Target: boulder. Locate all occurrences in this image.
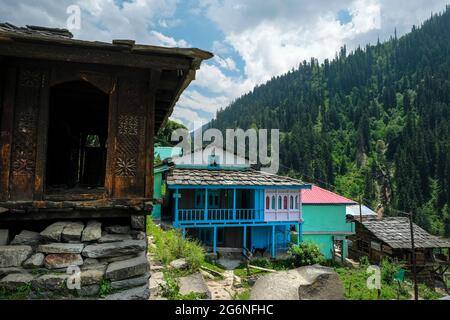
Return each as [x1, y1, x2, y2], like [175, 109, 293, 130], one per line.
[0, 229, 9, 245]
[169, 258, 188, 270]
[61, 221, 85, 242]
[44, 254, 83, 269]
[98, 234, 133, 243]
[297, 265, 344, 300]
[40, 222, 67, 242]
[23, 253, 45, 268]
[0, 272, 35, 290]
[250, 265, 344, 300]
[82, 240, 146, 258]
[103, 284, 150, 300]
[178, 272, 211, 299]
[10, 230, 43, 245]
[38, 243, 84, 254]
[81, 220, 102, 242]
[105, 253, 149, 281]
[130, 216, 146, 230]
[110, 273, 150, 290]
[31, 274, 69, 291]
[0, 245, 33, 267]
[104, 225, 131, 234]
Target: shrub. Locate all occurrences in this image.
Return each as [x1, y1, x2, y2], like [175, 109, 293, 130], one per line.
[380, 258, 403, 285]
[147, 218, 205, 272]
[289, 241, 324, 267]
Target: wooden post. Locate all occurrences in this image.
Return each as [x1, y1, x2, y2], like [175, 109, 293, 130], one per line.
[213, 226, 217, 255]
[409, 212, 419, 300]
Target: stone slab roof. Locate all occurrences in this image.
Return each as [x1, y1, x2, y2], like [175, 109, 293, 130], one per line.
[167, 168, 308, 187]
[361, 217, 450, 249]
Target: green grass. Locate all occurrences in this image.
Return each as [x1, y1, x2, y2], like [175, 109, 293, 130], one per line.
[201, 260, 225, 274]
[234, 289, 251, 300]
[147, 217, 205, 273]
[0, 283, 32, 300]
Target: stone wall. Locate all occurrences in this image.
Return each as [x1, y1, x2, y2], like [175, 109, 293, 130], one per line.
[0, 217, 150, 300]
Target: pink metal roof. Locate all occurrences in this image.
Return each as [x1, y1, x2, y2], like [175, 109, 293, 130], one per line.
[302, 185, 356, 205]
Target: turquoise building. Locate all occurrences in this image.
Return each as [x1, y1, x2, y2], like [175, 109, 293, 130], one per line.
[300, 185, 356, 259]
[153, 147, 182, 220]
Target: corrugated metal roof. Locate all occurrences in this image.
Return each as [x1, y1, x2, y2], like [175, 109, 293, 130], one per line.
[302, 185, 356, 205]
[346, 204, 378, 217]
[167, 168, 309, 187]
[360, 217, 450, 249]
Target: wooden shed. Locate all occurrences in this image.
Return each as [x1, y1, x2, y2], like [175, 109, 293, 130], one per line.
[0, 23, 212, 220]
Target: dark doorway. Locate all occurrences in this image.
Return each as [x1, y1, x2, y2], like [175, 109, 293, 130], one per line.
[46, 81, 109, 193]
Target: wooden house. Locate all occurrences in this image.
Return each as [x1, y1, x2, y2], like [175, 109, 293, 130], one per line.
[0, 23, 212, 222]
[348, 217, 450, 284]
[154, 147, 311, 258]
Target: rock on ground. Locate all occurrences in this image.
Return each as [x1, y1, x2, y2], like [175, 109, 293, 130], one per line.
[82, 240, 146, 258]
[0, 267, 28, 277]
[81, 266, 105, 286]
[0, 245, 33, 267]
[61, 222, 85, 243]
[169, 258, 188, 270]
[105, 253, 149, 281]
[149, 271, 165, 298]
[178, 272, 211, 299]
[103, 284, 150, 300]
[77, 284, 99, 297]
[40, 222, 67, 242]
[0, 229, 9, 245]
[0, 272, 34, 290]
[38, 243, 85, 254]
[110, 273, 150, 290]
[250, 265, 344, 300]
[81, 220, 102, 242]
[23, 253, 45, 268]
[10, 230, 43, 245]
[44, 254, 84, 269]
[98, 234, 133, 243]
[104, 225, 130, 234]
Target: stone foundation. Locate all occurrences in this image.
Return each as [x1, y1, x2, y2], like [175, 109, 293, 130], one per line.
[0, 217, 149, 300]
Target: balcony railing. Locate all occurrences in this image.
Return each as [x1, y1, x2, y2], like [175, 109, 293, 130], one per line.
[176, 208, 263, 223]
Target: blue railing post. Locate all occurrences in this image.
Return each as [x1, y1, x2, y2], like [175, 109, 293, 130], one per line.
[213, 226, 217, 255]
[204, 188, 208, 221]
[299, 223, 303, 243]
[174, 188, 180, 224]
[271, 225, 275, 258]
[243, 226, 247, 255]
[233, 188, 237, 220]
[297, 223, 300, 246]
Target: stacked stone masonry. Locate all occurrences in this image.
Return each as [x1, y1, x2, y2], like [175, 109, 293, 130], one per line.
[0, 217, 149, 300]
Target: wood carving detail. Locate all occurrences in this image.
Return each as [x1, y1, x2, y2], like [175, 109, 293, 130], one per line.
[19, 69, 41, 87]
[11, 111, 36, 175]
[115, 157, 137, 177]
[118, 115, 139, 136]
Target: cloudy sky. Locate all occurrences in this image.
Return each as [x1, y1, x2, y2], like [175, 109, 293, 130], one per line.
[1, 0, 448, 128]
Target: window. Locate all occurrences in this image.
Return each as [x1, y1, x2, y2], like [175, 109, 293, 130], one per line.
[283, 196, 288, 209]
[278, 196, 282, 209]
[295, 196, 299, 209]
[290, 196, 294, 209]
[266, 196, 270, 210]
[271, 196, 276, 209]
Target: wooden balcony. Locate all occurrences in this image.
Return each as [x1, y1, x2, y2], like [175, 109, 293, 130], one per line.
[176, 208, 263, 224]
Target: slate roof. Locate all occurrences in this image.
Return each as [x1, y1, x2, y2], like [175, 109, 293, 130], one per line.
[0, 23, 73, 38]
[361, 217, 450, 249]
[302, 185, 356, 204]
[166, 168, 308, 187]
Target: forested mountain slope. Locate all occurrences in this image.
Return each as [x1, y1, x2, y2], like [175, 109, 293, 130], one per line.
[209, 7, 450, 236]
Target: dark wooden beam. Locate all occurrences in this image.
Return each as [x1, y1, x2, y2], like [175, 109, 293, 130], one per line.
[0, 39, 192, 71]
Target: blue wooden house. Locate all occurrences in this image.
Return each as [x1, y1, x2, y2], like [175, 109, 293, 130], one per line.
[155, 148, 311, 257]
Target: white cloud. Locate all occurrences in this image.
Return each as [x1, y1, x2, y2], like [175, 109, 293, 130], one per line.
[214, 56, 238, 72]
